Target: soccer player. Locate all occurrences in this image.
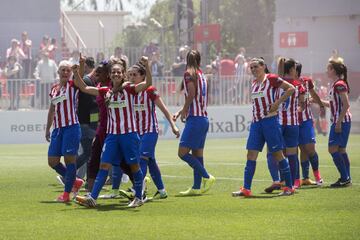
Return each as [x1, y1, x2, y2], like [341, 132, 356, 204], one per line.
[128, 62, 180, 200]
[296, 62, 324, 186]
[73, 56, 152, 208]
[45, 60, 84, 202]
[173, 50, 215, 196]
[321, 59, 352, 187]
[232, 57, 295, 197]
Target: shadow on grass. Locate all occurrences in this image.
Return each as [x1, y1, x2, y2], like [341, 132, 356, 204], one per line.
[39, 200, 71, 206]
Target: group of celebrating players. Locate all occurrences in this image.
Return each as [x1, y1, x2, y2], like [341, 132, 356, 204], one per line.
[45, 49, 352, 208]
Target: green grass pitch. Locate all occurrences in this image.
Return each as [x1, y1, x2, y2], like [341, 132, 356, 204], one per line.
[0, 135, 359, 240]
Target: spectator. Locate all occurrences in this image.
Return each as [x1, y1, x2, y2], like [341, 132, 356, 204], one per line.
[39, 35, 50, 52]
[234, 47, 246, 62]
[271, 55, 281, 73]
[4, 56, 22, 110]
[143, 40, 159, 58]
[33, 52, 58, 109]
[220, 53, 235, 76]
[111, 47, 129, 66]
[95, 52, 105, 65]
[150, 51, 164, 77]
[171, 46, 189, 77]
[47, 38, 57, 61]
[6, 39, 25, 62]
[235, 54, 250, 104]
[20, 31, 32, 79]
[329, 49, 344, 63]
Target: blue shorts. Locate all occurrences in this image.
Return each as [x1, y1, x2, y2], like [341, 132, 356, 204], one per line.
[299, 119, 316, 145]
[48, 124, 81, 157]
[246, 116, 283, 153]
[180, 116, 209, 150]
[101, 132, 140, 165]
[140, 132, 158, 159]
[281, 125, 299, 148]
[328, 122, 351, 148]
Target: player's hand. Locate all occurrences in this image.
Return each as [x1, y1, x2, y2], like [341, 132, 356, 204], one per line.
[268, 102, 279, 114]
[172, 111, 180, 122]
[335, 121, 342, 133]
[79, 53, 85, 65]
[172, 125, 180, 138]
[180, 109, 188, 123]
[45, 131, 51, 142]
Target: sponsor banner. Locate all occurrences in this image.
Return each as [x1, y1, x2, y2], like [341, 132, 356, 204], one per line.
[0, 106, 253, 144]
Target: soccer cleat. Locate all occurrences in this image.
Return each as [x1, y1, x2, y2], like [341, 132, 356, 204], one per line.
[278, 187, 295, 196]
[56, 175, 65, 186]
[179, 188, 202, 196]
[264, 183, 282, 193]
[128, 197, 143, 208]
[316, 178, 324, 186]
[294, 179, 301, 189]
[153, 190, 168, 200]
[301, 178, 317, 186]
[75, 195, 97, 207]
[330, 178, 352, 188]
[71, 178, 85, 198]
[56, 192, 70, 203]
[119, 188, 135, 200]
[232, 187, 252, 197]
[202, 175, 216, 193]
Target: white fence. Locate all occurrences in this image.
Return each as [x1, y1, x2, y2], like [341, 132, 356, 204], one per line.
[0, 74, 252, 110]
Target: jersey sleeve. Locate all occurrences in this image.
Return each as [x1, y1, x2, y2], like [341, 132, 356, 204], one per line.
[124, 83, 137, 95]
[297, 81, 306, 94]
[98, 87, 110, 98]
[334, 81, 348, 93]
[146, 86, 160, 101]
[267, 74, 283, 88]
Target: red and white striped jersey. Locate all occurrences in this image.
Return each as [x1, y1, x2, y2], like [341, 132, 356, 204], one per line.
[277, 78, 305, 126]
[133, 86, 159, 135]
[49, 80, 79, 129]
[329, 80, 351, 123]
[298, 76, 314, 123]
[251, 74, 283, 122]
[183, 69, 208, 117]
[99, 83, 137, 134]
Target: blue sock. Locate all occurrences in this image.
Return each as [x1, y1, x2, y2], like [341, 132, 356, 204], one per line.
[52, 163, 66, 177]
[331, 152, 348, 181]
[287, 154, 298, 185]
[267, 153, 280, 182]
[243, 160, 256, 190]
[309, 152, 319, 171]
[192, 157, 203, 189]
[140, 158, 148, 178]
[295, 157, 300, 180]
[64, 163, 76, 193]
[132, 169, 143, 199]
[91, 169, 108, 199]
[341, 153, 351, 179]
[148, 158, 165, 190]
[278, 159, 293, 188]
[111, 165, 122, 190]
[180, 153, 209, 178]
[301, 160, 310, 179]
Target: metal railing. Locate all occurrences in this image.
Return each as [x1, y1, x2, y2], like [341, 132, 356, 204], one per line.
[0, 74, 252, 110]
[60, 10, 87, 49]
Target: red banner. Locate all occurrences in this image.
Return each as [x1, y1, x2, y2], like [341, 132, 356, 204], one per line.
[280, 32, 308, 48]
[194, 24, 221, 42]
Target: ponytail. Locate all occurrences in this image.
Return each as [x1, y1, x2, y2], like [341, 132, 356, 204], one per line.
[329, 59, 350, 93]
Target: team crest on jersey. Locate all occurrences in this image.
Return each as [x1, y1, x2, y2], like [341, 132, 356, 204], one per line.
[51, 95, 67, 104]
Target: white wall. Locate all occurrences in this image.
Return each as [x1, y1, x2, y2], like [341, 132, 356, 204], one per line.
[65, 11, 131, 50]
